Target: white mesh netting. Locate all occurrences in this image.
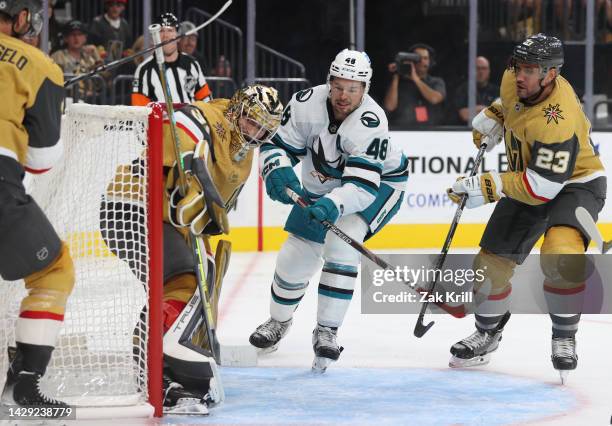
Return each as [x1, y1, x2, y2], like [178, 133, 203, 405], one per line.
[0, 104, 154, 408]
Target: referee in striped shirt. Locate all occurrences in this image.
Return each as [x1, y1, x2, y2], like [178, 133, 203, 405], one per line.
[131, 13, 211, 106]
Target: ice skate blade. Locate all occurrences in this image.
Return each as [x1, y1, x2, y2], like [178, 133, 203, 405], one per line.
[449, 353, 491, 368]
[311, 356, 334, 374]
[255, 343, 279, 355]
[163, 398, 209, 415]
[558, 370, 569, 385]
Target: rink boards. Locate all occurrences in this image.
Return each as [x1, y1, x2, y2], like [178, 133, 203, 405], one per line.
[220, 131, 612, 251]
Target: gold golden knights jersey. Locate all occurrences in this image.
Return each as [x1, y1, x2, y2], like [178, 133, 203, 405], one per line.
[0, 32, 64, 173]
[488, 69, 604, 205]
[162, 99, 253, 234]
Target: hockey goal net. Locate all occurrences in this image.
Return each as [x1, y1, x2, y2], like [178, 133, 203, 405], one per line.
[0, 103, 164, 418]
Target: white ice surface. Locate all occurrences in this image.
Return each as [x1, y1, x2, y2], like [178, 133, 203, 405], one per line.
[83, 248, 609, 426]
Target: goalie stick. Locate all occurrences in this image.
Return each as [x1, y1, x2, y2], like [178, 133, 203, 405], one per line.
[149, 25, 255, 368]
[575, 206, 612, 254]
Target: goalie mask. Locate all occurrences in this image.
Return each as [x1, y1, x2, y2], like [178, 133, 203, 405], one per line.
[327, 49, 372, 102]
[0, 0, 43, 37]
[227, 85, 283, 161]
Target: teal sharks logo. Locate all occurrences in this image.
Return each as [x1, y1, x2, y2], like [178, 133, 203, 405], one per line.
[309, 136, 345, 184]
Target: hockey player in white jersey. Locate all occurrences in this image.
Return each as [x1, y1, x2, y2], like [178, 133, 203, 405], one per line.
[250, 49, 409, 371]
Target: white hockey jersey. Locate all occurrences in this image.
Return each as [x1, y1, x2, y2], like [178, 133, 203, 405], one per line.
[260, 84, 408, 216]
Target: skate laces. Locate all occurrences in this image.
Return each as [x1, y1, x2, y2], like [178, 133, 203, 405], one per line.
[257, 318, 287, 340]
[461, 330, 490, 350]
[552, 337, 576, 358]
[315, 326, 338, 349]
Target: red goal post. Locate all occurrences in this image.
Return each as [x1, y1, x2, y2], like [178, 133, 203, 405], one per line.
[0, 103, 165, 418]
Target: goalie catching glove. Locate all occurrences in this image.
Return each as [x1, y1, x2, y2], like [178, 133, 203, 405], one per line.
[472, 105, 504, 152]
[448, 171, 504, 209]
[169, 140, 227, 235]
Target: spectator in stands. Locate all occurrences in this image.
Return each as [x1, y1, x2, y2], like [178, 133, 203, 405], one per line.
[454, 56, 500, 124]
[89, 0, 132, 62]
[502, 0, 542, 40]
[47, 0, 63, 52]
[210, 55, 234, 98]
[51, 20, 105, 98]
[212, 55, 232, 78]
[383, 43, 446, 128]
[132, 13, 211, 106]
[178, 21, 206, 71]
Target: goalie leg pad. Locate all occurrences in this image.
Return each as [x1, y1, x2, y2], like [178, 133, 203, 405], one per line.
[163, 291, 224, 403]
[211, 240, 232, 325]
[0, 157, 63, 281]
[163, 223, 196, 282]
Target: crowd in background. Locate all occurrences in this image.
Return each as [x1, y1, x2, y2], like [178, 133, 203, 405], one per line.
[28, 0, 612, 129]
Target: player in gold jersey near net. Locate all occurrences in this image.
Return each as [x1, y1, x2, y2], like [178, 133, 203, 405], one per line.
[102, 85, 283, 413]
[446, 33, 605, 383]
[0, 0, 76, 408]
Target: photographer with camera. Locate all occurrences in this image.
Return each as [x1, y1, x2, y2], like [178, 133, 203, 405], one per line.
[383, 44, 446, 128]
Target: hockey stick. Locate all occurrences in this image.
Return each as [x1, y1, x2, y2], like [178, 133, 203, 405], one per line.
[413, 143, 488, 338]
[284, 187, 481, 319]
[576, 206, 612, 254]
[284, 187, 398, 271]
[65, 0, 232, 87]
[149, 25, 255, 368]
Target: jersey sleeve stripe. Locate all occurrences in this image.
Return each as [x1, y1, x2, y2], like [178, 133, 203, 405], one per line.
[346, 157, 383, 173]
[271, 134, 307, 156]
[343, 166, 381, 188]
[522, 168, 563, 202]
[25, 142, 63, 174]
[385, 154, 409, 176]
[341, 176, 379, 195]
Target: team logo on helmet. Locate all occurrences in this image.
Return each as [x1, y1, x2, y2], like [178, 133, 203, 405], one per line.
[360, 111, 380, 128]
[542, 103, 564, 125]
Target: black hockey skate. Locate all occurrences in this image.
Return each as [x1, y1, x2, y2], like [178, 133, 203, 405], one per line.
[311, 325, 344, 373]
[163, 376, 208, 415]
[449, 312, 510, 368]
[9, 371, 69, 408]
[249, 318, 292, 353]
[551, 337, 577, 385]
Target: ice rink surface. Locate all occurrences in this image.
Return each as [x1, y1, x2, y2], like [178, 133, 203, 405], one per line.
[162, 249, 612, 426]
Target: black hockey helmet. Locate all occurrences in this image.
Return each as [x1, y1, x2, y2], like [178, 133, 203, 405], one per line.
[511, 33, 564, 74]
[157, 12, 179, 30]
[0, 0, 43, 36]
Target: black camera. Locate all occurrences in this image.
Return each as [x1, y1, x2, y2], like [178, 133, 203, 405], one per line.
[395, 51, 421, 75]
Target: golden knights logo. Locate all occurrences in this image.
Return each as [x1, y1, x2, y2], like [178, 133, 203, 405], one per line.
[213, 121, 227, 140]
[542, 103, 564, 124]
[506, 132, 524, 172]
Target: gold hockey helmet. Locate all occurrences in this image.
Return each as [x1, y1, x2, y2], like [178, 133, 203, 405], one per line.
[227, 85, 283, 160]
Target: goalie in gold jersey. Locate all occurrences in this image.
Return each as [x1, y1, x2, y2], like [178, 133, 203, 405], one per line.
[102, 85, 283, 413]
[446, 34, 605, 383]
